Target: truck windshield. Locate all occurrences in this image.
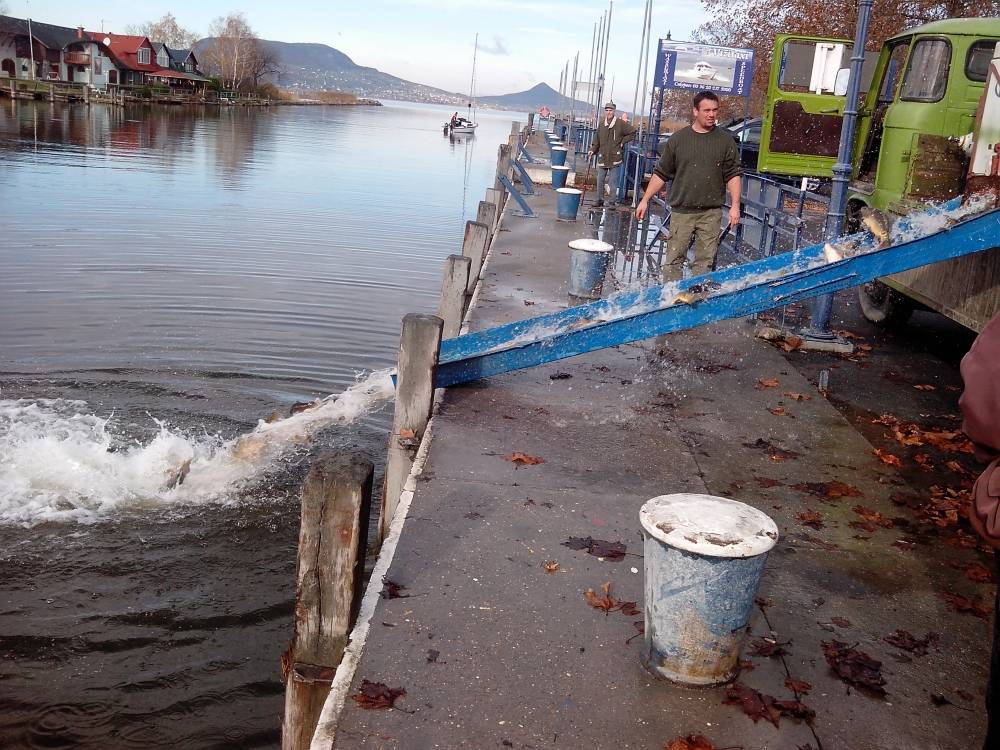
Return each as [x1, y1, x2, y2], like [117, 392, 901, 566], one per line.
[900, 38, 950, 102]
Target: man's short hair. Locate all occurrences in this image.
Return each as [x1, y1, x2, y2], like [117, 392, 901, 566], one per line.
[693, 91, 719, 109]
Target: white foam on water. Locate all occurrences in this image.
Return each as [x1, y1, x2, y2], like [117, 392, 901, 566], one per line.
[0, 369, 395, 527]
[891, 193, 993, 244]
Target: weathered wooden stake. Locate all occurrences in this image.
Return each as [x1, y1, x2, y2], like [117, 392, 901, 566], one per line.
[437, 254, 471, 339]
[282, 454, 373, 750]
[380, 314, 443, 543]
[485, 187, 502, 210]
[462, 220, 491, 295]
[476, 201, 498, 235]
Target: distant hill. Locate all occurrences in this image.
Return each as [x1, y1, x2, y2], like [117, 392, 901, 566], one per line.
[193, 38, 581, 111]
[194, 38, 468, 105]
[476, 83, 592, 112]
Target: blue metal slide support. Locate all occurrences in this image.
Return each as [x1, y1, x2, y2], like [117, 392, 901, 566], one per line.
[518, 143, 537, 164]
[510, 159, 536, 196]
[496, 174, 535, 218]
[435, 207, 1000, 387]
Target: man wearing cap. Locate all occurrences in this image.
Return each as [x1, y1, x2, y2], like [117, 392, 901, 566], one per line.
[636, 90, 741, 280]
[589, 102, 637, 208]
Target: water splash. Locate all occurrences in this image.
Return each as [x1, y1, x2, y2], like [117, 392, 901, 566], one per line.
[0, 369, 395, 527]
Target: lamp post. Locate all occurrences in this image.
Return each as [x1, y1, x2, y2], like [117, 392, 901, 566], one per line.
[26, 2, 36, 81]
[806, 0, 873, 341]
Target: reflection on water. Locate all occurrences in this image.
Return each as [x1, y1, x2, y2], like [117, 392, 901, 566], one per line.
[0, 99, 524, 748]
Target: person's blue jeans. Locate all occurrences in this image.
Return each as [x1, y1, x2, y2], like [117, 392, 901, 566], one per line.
[595, 163, 622, 205]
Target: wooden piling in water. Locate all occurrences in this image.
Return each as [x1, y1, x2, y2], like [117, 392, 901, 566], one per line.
[476, 201, 497, 234]
[380, 314, 442, 544]
[282, 454, 373, 750]
[438, 254, 471, 339]
[462, 221, 491, 296]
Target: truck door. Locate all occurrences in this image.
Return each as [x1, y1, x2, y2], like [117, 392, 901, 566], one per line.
[757, 35, 877, 178]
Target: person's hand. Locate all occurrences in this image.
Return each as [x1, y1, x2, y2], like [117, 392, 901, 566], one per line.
[621, 112, 629, 123]
[728, 204, 740, 228]
[636, 199, 649, 221]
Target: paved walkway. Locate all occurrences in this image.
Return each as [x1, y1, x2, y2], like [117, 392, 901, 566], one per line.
[332, 131, 991, 749]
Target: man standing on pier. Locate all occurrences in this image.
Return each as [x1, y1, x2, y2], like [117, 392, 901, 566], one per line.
[590, 102, 637, 208]
[635, 91, 741, 280]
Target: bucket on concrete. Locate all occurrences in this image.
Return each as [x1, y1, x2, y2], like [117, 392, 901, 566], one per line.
[567, 239, 613, 299]
[639, 493, 778, 686]
[555, 188, 583, 221]
[551, 147, 568, 167]
[551, 165, 570, 190]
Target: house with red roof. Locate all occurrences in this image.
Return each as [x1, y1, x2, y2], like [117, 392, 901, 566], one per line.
[86, 32, 158, 86]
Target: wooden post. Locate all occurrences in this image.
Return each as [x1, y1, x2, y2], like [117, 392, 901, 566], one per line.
[476, 201, 497, 235]
[527, 112, 535, 133]
[485, 187, 501, 210]
[494, 143, 511, 193]
[282, 454, 373, 750]
[461, 221, 491, 295]
[438, 254, 471, 339]
[380, 314, 443, 543]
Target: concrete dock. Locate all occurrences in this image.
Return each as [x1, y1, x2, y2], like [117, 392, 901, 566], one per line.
[331, 131, 992, 749]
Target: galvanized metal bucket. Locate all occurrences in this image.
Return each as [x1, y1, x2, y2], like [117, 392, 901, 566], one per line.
[551, 165, 570, 190]
[639, 493, 778, 685]
[550, 146, 568, 167]
[567, 239, 613, 299]
[555, 188, 582, 221]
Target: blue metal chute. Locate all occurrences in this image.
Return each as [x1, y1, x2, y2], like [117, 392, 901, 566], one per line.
[435, 206, 1000, 388]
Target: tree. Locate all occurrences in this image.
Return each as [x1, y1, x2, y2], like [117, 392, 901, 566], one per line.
[694, 0, 1000, 113]
[200, 13, 280, 91]
[125, 12, 197, 49]
[248, 40, 281, 87]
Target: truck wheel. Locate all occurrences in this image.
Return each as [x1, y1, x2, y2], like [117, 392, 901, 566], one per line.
[858, 280, 914, 327]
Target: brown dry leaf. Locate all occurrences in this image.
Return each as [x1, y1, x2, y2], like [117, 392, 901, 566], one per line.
[784, 391, 812, 401]
[773, 699, 816, 721]
[939, 592, 991, 619]
[946, 460, 972, 477]
[785, 677, 813, 695]
[781, 335, 803, 352]
[884, 629, 939, 656]
[914, 454, 934, 471]
[873, 449, 902, 467]
[963, 562, 996, 583]
[563, 536, 626, 561]
[768, 406, 788, 416]
[664, 736, 716, 750]
[795, 510, 825, 530]
[350, 679, 406, 710]
[834, 329, 864, 340]
[852, 505, 893, 528]
[381, 578, 409, 599]
[723, 682, 781, 727]
[748, 637, 789, 658]
[584, 582, 618, 614]
[757, 378, 780, 388]
[793, 480, 863, 501]
[398, 428, 416, 439]
[754, 476, 784, 488]
[626, 620, 645, 645]
[831, 616, 852, 628]
[913, 383, 937, 391]
[543, 560, 560, 574]
[506, 452, 544, 466]
[821, 640, 887, 694]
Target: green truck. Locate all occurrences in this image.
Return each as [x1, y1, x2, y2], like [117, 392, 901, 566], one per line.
[756, 18, 1000, 331]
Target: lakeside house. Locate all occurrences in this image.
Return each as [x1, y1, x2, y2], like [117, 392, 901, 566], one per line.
[0, 14, 208, 94]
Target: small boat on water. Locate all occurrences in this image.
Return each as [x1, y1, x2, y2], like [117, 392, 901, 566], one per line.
[443, 34, 479, 135]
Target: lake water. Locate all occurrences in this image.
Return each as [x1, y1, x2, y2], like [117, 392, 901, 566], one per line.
[0, 99, 523, 748]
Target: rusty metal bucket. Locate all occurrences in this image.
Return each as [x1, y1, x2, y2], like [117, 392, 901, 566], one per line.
[639, 493, 778, 685]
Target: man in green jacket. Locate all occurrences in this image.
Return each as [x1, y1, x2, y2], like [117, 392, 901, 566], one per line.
[635, 90, 741, 280]
[589, 101, 637, 208]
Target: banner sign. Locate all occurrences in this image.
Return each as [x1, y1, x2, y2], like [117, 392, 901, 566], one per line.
[654, 41, 755, 97]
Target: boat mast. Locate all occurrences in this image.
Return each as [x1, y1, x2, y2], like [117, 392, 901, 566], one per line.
[468, 33, 478, 122]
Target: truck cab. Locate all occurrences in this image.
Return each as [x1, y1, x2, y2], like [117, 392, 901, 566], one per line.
[758, 19, 1000, 330]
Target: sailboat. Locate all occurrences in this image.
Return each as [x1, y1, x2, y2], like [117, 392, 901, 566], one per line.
[447, 34, 479, 135]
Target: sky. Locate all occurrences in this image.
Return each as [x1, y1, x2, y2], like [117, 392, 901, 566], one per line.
[22, 0, 710, 111]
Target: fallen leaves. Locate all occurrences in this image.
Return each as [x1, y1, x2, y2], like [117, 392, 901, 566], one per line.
[884, 629, 939, 656]
[784, 391, 812, 401]
[821, 640, 886, 694]
[793, 481, 863, 501]
[664, 736, 716, 750]
[785, 677, 812, 695]
[795, 511, 825, 529]
[381, 578, 409, 599]
[563, 536, 626, 561]
[873, 448, 902, 467]
[723, 682, 815, 727]
[747, 637, 789, 658]
[583, 581, 641, 617]
[767, 406, 788, 416]
[951, 561, 996, 583]
[914, 383, 937, 391]
[743, 438, 800, 462]
[543, 560, 560, 574]
[505, 452, 545, 466]
[757, 378, 780, 388]
[939, 592, 991, 619]
[851, 505, 894, 531]
[350, 680, 406, 710]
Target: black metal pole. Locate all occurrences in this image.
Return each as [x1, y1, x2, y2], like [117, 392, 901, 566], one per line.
[807, 0, 873, 338]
